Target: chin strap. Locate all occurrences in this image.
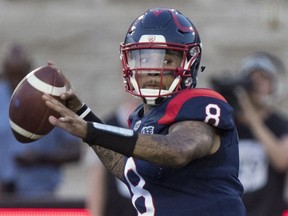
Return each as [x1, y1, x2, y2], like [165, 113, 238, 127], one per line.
[142, 96, 164, 105]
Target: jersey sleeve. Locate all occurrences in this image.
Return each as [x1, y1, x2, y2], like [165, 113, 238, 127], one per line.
[158, 88, 235, 130]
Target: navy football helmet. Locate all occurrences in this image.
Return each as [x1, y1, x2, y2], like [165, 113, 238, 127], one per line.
[120, 8, 204, 105]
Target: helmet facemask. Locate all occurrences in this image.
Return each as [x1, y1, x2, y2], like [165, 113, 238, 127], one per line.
[121, 42, 201, 105]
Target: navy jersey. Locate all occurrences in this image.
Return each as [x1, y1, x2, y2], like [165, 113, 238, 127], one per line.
[123, 88, 245, 216]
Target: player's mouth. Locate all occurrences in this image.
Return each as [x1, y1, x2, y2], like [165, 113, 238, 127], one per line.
[143, 81, 161, 89]
[144, 85, 160, 89]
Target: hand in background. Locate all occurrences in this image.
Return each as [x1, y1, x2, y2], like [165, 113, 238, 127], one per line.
[14, 150, 41, 167]
[235, 86, 263, 126]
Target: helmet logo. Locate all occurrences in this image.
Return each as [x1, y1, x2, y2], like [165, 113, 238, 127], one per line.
[139, 35, 166, 43]
[148, 35, 156, 42]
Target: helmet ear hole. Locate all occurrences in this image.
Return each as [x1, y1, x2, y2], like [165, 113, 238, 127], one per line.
[183, 77, 193, 88]
[189, 58, 200, 88]
[189, 47, 199, 59]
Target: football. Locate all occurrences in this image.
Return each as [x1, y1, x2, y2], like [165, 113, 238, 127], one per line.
[9, 63, 67, 143]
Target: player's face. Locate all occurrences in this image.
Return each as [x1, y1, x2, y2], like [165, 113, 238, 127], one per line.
[128, 49, 183, 90]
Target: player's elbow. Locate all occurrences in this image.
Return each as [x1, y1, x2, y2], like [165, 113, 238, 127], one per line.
[173, 157, 191, 168]
[166, 150, 192, 168]
[170, 140, 213, 168]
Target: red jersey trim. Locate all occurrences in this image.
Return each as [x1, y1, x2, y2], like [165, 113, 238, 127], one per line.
[158, 88, 227, 125]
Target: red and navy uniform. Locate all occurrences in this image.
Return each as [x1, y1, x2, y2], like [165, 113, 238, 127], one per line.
[124, 88, 246, 216]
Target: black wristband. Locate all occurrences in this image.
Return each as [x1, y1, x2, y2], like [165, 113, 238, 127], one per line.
[83, 122, 138, 157]
[76, 104, 103, 123]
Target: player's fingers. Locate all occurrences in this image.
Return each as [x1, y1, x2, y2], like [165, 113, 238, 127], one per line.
[49, 115, 72, 127]
[44, 97, 70, 118]
[48, 116, 71, 132]
[43, 94, 64, 108]
[234, 86, 244, 99]
[234, 87, 249, 107]
[50, 115, 87, 138]
[48, 115, 59, 126]
[42, 93, 58, 102]
[60, 90, 74, 100]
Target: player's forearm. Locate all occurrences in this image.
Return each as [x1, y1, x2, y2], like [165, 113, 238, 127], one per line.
[90, 145, 126, 180]
[76, 105, 128, 179]
[86, 129, 183, 168]
[132, 120, 216, 167]
[134, 131, 213, 167]
[133, 133, 186, 167]
[84, 120, 215, 168]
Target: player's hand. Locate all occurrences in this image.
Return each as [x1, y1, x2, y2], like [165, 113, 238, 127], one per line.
[235, 87, 262, 125]
[42, 93, 87, 139]
[14, 150, 39, 167]
[57, 71, 83, 112]
[61, 89, 83, 112]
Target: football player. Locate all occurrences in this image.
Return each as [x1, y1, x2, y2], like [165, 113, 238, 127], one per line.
[43, 8, 246, 215]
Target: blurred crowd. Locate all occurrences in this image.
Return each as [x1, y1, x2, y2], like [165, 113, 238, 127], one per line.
[211, 51, 288, 216]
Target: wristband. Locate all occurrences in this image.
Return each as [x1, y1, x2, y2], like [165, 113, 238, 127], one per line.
[83, 122, 138, 157]
[76, 104, 103, 123]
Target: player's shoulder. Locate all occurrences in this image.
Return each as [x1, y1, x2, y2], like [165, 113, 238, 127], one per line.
[158, 88, 234, 127]
[174, 88, 227, 103]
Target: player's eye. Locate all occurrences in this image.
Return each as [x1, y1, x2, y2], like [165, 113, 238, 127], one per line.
[162, 71, 174, 76]
[163, 59, 172, 65]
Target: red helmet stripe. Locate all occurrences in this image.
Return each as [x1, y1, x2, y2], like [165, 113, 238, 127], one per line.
[171, 13, 194, 33]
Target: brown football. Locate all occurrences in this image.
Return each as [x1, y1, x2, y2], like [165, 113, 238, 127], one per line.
[9, 63, 67, 143]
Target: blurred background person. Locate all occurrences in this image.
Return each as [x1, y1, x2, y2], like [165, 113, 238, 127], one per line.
[0, 42, 82, 198]
[211, 51, 288, 216]
[85, 99, 139, 216]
